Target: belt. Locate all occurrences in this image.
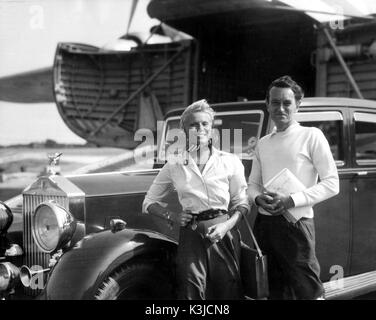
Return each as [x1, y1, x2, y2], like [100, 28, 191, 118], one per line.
[196, 209, 227, 221]
[189, 209, 227, 230]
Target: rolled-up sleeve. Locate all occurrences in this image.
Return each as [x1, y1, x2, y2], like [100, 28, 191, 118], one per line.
[142, 163, 174, 214]
[229, 156, 250, 212]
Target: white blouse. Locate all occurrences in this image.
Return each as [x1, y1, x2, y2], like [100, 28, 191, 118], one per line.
[143, 147, 250, 214]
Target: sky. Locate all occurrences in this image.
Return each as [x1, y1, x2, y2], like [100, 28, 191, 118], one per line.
[0, 0, 159, 146]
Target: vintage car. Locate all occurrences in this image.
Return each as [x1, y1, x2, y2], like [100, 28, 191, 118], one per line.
[2, 97, 376, 300]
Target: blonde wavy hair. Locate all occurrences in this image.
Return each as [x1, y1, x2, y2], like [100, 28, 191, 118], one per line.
[179, 99, 215, 131]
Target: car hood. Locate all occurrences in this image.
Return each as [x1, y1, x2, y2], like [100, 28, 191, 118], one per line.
[66, 169, 160, 197]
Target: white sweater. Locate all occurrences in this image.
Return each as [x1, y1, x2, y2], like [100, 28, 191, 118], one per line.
[248, 121, 339, 218]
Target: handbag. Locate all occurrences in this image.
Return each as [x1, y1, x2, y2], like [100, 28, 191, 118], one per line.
[240, 213, 269, 299]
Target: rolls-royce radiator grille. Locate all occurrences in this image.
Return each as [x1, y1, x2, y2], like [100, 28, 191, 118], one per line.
[23, 194, 69, 296]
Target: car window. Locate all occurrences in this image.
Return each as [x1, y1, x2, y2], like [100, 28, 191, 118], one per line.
[211, 111, 264, 160]
[354, 112, 376, 165]
[159, 111, 264, 162]
[295, 111, 345, 166]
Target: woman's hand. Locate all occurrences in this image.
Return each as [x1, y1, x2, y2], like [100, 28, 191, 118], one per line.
[179, 211, 193, 227]
[205, 222, 229, 243]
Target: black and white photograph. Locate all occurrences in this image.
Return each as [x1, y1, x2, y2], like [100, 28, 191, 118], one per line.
[1, 0, 376, 307]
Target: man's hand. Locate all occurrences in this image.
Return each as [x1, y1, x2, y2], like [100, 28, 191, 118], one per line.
[255, 191, 295, 215]
[255, 192, 278, 213]
[267, 191, 295, 215]
[205, 222, 229, 243]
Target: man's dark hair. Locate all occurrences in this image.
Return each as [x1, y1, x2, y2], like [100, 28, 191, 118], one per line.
[265, 75, 304, 103]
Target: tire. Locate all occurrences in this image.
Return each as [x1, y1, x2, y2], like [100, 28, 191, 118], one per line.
[94, 262, 174, 300]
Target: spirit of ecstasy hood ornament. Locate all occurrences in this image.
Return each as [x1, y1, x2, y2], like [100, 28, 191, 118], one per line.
[46, 152, 63, 175]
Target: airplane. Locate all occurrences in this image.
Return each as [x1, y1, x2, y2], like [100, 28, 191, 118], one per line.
[1, 0, 375, 149]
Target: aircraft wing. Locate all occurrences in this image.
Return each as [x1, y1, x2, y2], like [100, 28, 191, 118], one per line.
[279, 0, 376, 23]
[0, 67, 53, 103]
[148, 0, 376, 23]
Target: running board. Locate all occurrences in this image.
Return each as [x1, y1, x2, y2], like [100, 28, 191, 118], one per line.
[324, 270, 376, 300]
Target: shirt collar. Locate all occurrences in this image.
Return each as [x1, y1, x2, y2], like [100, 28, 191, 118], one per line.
[183, 146, 220, 159]
[183, 146, 220, 176]
[270, 120, 300, 137]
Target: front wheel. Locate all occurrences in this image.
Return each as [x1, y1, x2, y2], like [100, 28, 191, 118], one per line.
[94, 262, 174, 300]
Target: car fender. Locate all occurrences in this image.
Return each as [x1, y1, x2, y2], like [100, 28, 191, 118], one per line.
[44, 228, 177, 300]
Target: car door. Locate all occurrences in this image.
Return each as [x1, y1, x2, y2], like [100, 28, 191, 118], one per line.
[295, 109, 352, 281]
[349, 110, 376, 275]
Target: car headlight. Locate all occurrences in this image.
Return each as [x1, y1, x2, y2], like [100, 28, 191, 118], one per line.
[32, 201, 76, 253]
[0, 202, 13, 234]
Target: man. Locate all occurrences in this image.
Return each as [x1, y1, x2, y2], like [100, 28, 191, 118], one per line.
[248, 75, 339, 300]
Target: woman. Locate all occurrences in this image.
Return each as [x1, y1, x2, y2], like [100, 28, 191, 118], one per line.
[142, 99, 249, 300]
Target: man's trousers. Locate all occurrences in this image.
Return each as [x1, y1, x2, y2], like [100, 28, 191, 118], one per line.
[254, 214, 324, 300]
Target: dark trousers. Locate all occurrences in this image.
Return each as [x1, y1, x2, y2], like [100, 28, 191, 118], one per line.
[175, 216, 243, 300]
[254, 214, 324, 300]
